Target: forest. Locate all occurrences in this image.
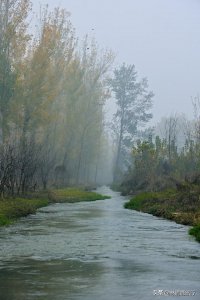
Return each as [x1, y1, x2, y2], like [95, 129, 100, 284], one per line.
[0, 0, 115, 197]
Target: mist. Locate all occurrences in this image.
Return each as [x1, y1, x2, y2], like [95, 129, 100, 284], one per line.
[1, 2, 200, 299]
[0, 0, 200, 190]
[33, 0, 200, 123]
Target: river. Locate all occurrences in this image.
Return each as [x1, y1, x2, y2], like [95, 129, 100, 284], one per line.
[0, 186, 199, 300]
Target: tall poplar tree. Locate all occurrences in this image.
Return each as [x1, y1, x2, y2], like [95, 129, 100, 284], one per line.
[109, 63, 154, 182]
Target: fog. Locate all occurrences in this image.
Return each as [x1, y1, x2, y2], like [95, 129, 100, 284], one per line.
[1, 0, 200, 191]
[1, 3, 200, 300]
[33, 0, 200, 123]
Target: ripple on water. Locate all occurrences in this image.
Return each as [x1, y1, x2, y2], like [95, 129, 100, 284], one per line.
[0, 187, 200, 300]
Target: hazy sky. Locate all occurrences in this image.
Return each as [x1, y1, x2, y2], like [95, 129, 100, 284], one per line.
[32, 0, 200, 123]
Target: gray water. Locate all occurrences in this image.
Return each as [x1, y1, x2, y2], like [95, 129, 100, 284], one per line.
[0, 186, 199, 300]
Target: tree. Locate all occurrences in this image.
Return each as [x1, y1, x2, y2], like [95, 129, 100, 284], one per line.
[109, 63, 154, 182]
[0, 0, 30, 142]
[54, 37, 114, 185]
[0, 3, 115, 196]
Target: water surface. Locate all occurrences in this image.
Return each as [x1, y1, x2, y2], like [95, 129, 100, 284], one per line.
[0, 187, 199, 299]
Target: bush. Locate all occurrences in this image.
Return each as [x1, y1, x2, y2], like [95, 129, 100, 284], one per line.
[189, 225, 200, 242]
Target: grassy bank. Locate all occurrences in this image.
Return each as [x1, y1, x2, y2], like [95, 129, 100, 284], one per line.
[0, 188, 110, 227]
[49, 188, 110, 203]
[0, 198, 49, 226]
[124, 187, 200, 242]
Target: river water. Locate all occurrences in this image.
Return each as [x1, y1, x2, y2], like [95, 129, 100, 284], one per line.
[0, 186, 199, 300]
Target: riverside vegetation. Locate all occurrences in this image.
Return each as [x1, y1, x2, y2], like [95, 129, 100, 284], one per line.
[124, 185, 200, 242]
[0, 188, 110, 227]
[121, 131, 200, 243]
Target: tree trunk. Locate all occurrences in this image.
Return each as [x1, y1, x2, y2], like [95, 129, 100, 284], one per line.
[114, 102, 125, 182]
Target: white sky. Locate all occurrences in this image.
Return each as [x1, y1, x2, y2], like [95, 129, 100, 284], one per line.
[32, 0, 200, 123]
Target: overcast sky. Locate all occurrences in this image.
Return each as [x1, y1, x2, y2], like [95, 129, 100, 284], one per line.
[32, 0, 200, 123]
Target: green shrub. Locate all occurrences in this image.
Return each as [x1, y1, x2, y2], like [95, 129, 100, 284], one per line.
[189, 225, 200, 242]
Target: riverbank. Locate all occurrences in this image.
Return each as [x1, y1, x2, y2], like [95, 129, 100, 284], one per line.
[0, 188, 110, 227]
[125, 187, 200, 242]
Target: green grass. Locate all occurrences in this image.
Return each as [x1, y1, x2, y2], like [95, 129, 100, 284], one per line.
[0, 198, 49, 226]
[189, 225, 200, 242]
[0, 188, 110, 227]
[0, 215, 11, 226]
[49, 188, 110, 203]
[125, 189, 200, 242]
[124, 190, 176, 212]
